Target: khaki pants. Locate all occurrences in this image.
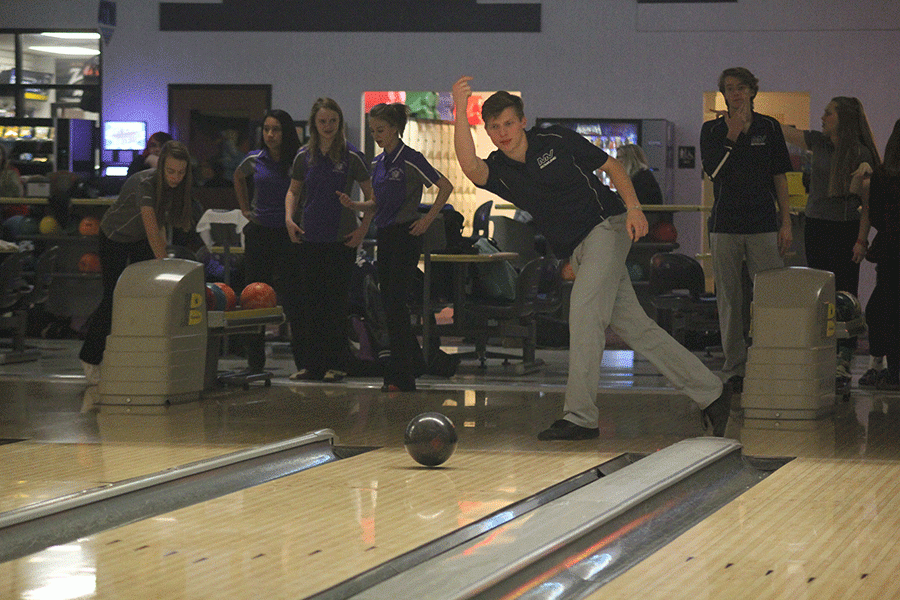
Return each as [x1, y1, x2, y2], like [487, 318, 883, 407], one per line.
[709, 232, 783, 379]
[563, 214, 723, 428]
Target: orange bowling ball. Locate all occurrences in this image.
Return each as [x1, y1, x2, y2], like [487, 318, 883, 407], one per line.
[213, 282, 237, 310]
[78, 216, 101, 236]
[240, 282, 277, 309]
[78, 252, 101, 273]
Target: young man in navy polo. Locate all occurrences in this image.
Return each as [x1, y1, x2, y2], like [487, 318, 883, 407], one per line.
[700, 67, 793, 393]
[451, 76, 731, 440]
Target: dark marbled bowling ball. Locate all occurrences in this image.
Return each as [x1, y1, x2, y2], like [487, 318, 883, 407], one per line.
[404, 412, 458, 467]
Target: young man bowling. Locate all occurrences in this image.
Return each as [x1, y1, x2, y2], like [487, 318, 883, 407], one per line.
[451, 76, 731, 440]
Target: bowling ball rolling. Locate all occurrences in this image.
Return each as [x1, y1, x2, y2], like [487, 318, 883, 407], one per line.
[404, 412, 458, 467]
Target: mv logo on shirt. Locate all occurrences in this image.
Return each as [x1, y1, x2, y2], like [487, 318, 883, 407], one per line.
[388, 167, 404, 181]
[537, 150, 556, 169]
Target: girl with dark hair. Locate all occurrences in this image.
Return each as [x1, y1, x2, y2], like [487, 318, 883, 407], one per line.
[860, 119, 900, 389]
[284, 98, 374, 382]
[80, 140, 194, 382]
[233, 109, 304, 374]
[782, 97, 881, 382]
[360, 102, 454, 391]
[127, 131, 174, 176]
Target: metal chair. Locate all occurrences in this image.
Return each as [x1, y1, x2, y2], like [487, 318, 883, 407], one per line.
[489, 215, 540, 270]
[463, 257, 554, 374]
[0, 251, 44, 364]
[466, 200, 493, 243]
[648, 252, 719, 350]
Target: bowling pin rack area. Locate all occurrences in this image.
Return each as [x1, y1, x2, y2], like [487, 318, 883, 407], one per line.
[0, 434, 785, 599]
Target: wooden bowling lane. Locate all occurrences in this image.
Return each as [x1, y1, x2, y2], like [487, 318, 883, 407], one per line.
[0, 440, 256, 515]
[594, 457, 900, 598]
[0, 448, 617, 599]
[0, 431, 338, 564]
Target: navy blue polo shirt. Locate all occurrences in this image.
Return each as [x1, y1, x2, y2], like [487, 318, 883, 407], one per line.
[478, 125, 625, 259]
[700, 112, 793, 233]
[290, 143, 369, 243]
[234, 149, 291, 228]
[372, 141, 442, 228]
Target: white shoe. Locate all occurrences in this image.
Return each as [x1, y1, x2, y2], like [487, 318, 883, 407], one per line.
[81, 360, 101, 386]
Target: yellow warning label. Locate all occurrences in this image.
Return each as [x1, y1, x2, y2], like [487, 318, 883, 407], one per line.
[191, 292, 203, 308]
[188, 309, 203, 326]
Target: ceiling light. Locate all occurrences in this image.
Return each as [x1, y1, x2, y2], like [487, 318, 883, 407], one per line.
[28, 46, 100, 56]
[40, 32, 101, 40]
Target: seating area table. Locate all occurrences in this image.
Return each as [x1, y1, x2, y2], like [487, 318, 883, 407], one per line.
[421, 251, 518, 364]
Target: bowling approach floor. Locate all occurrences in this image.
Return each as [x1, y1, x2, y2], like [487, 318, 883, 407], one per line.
[2, 338, 900, 598]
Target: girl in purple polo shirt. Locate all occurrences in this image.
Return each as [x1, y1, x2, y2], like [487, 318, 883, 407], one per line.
[234, 108, 304, 374]
[285, 98, 374, 382]
[363, 102, 453, 392]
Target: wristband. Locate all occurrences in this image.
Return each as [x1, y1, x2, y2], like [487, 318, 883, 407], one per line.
[627, 206, 643, 212]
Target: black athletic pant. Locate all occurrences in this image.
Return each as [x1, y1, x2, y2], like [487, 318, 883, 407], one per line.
[79, 231, 155, 366]
[297, 240, 355, 376]
[242, 221, 305, 371]
[377, 222, 426, 387]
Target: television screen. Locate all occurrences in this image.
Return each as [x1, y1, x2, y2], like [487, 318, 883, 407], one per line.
[535, 118, 641, 159]
[535, 118, 641, 189]
[104, 121, 146, 151]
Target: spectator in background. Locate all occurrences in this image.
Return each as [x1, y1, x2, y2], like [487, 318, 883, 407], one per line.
[233, 109, 305, 376]
[617, 143, 663, 206]
[782, 97, 880, 384]
[860, 118, 900, 390]
[700, 67, 793, 394]
[354, 102, 454, 392]
[285, 97, 374, 382]
[127, 131, 174, 177]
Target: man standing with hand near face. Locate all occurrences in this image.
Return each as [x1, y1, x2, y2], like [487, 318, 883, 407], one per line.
[700, 67, 793, 394]
[452, 76, 731, 440]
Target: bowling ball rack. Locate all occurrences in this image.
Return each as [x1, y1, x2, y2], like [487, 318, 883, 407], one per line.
[206, 306, 284, 390]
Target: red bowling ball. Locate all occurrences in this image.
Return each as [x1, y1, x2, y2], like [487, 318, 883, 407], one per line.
[213, 282, 237, 310]
[240, 282, 277, 309]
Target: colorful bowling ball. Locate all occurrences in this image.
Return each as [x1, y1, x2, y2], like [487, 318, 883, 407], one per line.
[78, 252, 101, 273]
[649, 221, 678, 243]
[78, 215, 101, 236]
[560, 261, 576, 281]
[404, 412, 458, 467]
[240, 282, 277, 309]
[39, 215, 61, 235]
[213, 282, 237, 310]
[206, 283, 227, 311]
